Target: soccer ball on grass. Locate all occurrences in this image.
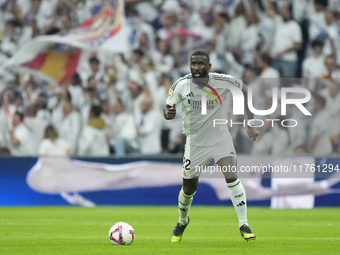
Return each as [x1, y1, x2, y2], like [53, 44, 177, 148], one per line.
[109, 222, 135, 245]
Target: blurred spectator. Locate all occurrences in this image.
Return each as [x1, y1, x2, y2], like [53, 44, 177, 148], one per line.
[302, 40, 326, 89]
[192, 8, 215, 41]
[39, 125, 71, 157]
[271, 120, 291, 156]
[126, 79, 146, 118]
[35, 93, 50, 122]
[157, 3, 181, 41]
[321, 11, 339, 62]
[204, 41, 225, 72]
[308, 0, 328, 44]
[78, 105, 109, 157]
[251, 120, 272, 155]
[129, 48, 147, 80]
[67, 73, 84, 110]
[213, 12, 230, 55]
[319, 81, 340, 151]
[126, 7, 155, 51]
[88, 57, 109, 91]
[320, 55, 340, 79]
[80, 76, 100, 124]
[0, 19, 22, 58]
[309, 95, 333, 157]
[24, 104, 48, 155]
[152, 39, 174, 75]
[100, 100, 112, 131]
[58, 101, 81, 154]
[23, 76, 42, 105]
[243, 67, 266, 120]
[228, 2, 246, 50]
[1, 88, 23, 124]
[42, 0, 79, 33]
[50, 87, 72, 127]
[257, 53, 280, 79]
[239, 9, 259, 66]
[111, 99, 138, 157]
[137, 97, 162, 155]
[7, 111, 33, 156]
[266, 2, 302, 77]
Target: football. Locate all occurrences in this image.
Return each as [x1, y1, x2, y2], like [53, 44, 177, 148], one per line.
[109, 222, 135, 245]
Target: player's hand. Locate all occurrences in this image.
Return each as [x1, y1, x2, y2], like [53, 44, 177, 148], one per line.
[163, 104, 176, 120]
[247, 126, 259, 141]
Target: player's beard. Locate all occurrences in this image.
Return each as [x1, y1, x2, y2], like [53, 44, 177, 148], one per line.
[192, 69, 208, 81]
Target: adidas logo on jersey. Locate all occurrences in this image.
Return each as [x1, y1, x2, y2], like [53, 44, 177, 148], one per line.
[186, 92, 194, 97]
[237, 201, 245, 207]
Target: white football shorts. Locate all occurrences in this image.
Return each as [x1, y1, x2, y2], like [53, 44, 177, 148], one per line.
[182, 137, 237, 179]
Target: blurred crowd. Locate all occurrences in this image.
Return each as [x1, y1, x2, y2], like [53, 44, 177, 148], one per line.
[0, 0, 339, 158]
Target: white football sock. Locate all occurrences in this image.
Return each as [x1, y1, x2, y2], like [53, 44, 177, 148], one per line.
[178, 188, 194, 225]
[227, 179, 248, 227]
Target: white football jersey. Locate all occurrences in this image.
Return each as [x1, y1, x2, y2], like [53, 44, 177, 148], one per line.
[166, 72, 244, 146]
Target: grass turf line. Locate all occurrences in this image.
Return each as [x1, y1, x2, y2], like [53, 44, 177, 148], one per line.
[0, 207, 339, 255]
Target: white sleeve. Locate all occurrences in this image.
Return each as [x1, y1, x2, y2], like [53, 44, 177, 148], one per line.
[166, 79, 182, 106]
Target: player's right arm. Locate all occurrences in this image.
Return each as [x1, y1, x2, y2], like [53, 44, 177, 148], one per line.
[163, 104, 176, 120]
[163, 79, 182, 120]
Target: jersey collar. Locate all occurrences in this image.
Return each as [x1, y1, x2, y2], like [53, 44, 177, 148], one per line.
[192, 73, 212, 88]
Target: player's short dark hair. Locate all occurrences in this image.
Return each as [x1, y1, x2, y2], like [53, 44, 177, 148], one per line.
[89, 57, 100, 64]
[90, 105, 102, 117]
[190, 50, 210, 62]
[14, 111, 24, 121]
[314, 95, 326, 108]
[311, 39, 324, 49]
[259, 53, 272, 65]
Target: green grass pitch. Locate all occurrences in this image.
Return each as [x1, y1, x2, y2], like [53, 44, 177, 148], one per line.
[0, 207, 339, 255]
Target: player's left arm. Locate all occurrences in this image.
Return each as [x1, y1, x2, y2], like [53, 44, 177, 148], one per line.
[242, 84, 259, 141]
